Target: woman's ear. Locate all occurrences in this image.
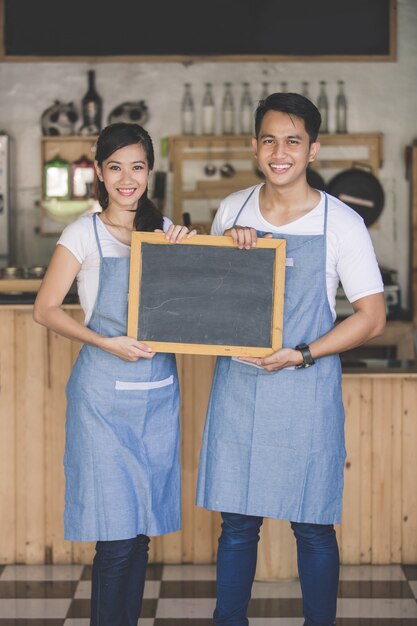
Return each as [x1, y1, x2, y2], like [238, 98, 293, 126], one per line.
[94, 162, 103, 182]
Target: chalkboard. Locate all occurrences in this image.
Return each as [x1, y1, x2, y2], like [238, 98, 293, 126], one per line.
[2, 0, 396, 60]
[127, 233, 286, 356]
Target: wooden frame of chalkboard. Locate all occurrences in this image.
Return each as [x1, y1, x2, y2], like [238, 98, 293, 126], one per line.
[0, 0, 397, 62]
[127, 232, 286, 357]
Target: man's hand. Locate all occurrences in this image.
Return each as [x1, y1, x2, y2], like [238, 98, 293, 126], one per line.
[224, 226, 272, 249]
[239, 348, 303, 371]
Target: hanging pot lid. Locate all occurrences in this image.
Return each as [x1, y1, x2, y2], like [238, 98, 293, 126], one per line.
[326, 164, 384, 227]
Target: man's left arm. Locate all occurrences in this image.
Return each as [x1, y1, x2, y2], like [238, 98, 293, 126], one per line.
[241, 292, 386, 372]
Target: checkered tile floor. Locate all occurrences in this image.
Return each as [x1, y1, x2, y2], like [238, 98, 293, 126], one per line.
[0, 563, 416, 624]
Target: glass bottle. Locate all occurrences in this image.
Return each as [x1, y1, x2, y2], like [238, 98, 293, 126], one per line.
[79, 70, 102, 136]
[181, 83, 195, 135]
[301, 81, 310, 100]
[239, 82, 253, 135]
[336, 80, 348, 134]
[201, 82, 215, 135]
[317, 81, 329, 133]
[261, 81, 269, 100]
[221, 82, 235, 135]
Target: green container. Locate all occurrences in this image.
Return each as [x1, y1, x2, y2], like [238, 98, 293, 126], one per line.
[43, 154, 71, 199]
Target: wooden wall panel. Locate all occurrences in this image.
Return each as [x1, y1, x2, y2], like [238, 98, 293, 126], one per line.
[402, 378, 417, 562]
[372, 378, 393, 563]
[359, 379, 373, 564]
[341, 378, 363, 564]
[391, 380, 403, 562]
[191, 356, 217, 564]
[257, 519, 298, 581]
[44, 330, 73, 564]
[1, 308, 417, 576]
[15, 312, 46, 563]
[0, 310, 16, 563]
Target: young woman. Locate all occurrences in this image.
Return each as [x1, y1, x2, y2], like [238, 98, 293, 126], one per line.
[33, 123, 195, 626]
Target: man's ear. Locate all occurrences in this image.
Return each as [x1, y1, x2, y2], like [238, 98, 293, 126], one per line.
[251, 136, 258, 158]
[308, 141, 320, 163]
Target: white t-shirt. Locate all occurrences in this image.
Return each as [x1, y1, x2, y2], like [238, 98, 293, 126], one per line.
[57, 213, 173, 324]
[211, 185, 383, 321]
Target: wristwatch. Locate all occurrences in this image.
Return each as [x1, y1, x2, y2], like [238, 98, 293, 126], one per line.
[294, 343, 315, 369]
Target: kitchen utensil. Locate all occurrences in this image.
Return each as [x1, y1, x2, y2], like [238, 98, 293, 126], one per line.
[220, 162, 235, 178]
[182, 212, 192, 228]
[220, 142, 235, 178]
[203, 143, 217, 176]
[204, 162, 217, 176]
[327, 163, 384, 227]
[306, 166, 326, 191]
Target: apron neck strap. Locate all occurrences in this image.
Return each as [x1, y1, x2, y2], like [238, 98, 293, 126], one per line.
[323, 192, 329, 235]
[92, 213, 104, 260]
[233, 186, 257, 227]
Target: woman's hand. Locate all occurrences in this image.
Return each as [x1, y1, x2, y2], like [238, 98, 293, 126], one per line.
[154, 224, 197, 243]
[100, 336, 156, 362]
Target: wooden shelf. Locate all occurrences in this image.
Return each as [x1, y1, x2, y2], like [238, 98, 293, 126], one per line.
[0, 279, 42, 292]
[40, 136, 98, 235]
[169, 133, 384, 225]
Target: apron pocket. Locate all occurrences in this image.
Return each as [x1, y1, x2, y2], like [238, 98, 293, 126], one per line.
[115, 375, 174, 390]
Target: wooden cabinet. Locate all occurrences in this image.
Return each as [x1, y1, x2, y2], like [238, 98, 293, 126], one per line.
[1, 307, 416, 574]
[168, 133, 384, 228]
[40, 136, 97, 235]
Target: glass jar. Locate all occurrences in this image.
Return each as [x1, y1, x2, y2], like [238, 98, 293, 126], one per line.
[43, 154, 71, 199]
[71, 154, 95, 199]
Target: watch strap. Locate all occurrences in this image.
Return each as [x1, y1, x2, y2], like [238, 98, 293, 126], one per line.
[294, 343, 315, 368]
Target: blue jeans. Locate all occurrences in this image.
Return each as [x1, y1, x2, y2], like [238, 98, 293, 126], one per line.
[214, 512, 339, 626]
[90, 534, 150, 626]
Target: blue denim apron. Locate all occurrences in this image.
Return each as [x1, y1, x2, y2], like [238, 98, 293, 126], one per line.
[64, 214, 181, 541]
[197, 189, 346, 524]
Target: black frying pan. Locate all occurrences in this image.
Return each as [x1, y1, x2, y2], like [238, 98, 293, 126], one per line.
[306, 166, 326, 191]
[326, 164, 385, 227]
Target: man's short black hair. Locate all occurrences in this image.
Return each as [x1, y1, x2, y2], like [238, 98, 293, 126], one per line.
[254, 92, 321, 143]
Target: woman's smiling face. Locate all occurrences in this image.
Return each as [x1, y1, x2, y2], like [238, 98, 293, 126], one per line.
[96, 143, 150, 211]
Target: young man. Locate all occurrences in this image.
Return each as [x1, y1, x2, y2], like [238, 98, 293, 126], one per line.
[196, 93, 386, 626]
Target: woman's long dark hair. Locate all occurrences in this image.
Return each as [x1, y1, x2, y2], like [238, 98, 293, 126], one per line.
[95, 122, 163, 231]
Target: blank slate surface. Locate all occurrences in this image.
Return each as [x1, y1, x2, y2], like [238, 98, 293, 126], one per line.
[128, 233, 286, 357]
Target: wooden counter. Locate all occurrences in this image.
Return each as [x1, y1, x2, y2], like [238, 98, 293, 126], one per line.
[0, 307, 416, 580]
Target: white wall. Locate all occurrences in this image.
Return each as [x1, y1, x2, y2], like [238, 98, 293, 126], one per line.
[0, 0, 416, 307]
